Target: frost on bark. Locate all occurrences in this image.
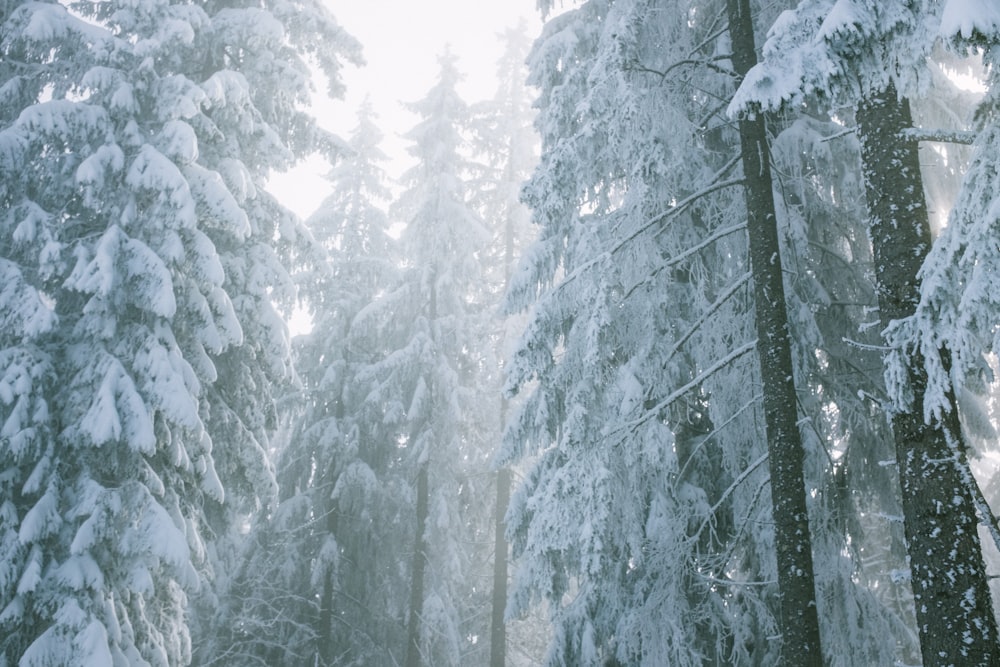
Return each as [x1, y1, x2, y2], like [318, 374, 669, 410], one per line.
[856, 84, 999, 666]
[726, 0, 824, 662]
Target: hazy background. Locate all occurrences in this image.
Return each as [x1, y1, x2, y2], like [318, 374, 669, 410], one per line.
[269, 0, 544, 218]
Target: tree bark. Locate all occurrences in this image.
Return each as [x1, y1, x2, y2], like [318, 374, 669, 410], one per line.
[726, 0, 824, 663]
[856, 85, 1000, 667]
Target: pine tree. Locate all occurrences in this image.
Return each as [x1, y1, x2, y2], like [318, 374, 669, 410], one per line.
[344, 52, 490, 667]
[468, 23, 539, 667]
[883, 17, 1000, 656]
[196, 99, 403, 667]
[886, 1, 1000, 466]
[732, 2, 1000, 662]
[504, 1, 784, 663]
[294, 100, 399, 665]
[857, 82, 998, 667]
[0, 1, 360, 664]
[504, 1, 911, 664]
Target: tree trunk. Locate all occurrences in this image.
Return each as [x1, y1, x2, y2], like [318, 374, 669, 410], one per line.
[318, 569, 334, 666]
[406, 270, 440, 667]
[726, 0, 824, 662]
[856, 85, 1000, 667]
[317, 402, 346, 666]
[490, 464, 510, 667]
[405, 461, 430, 667]
[318, 494, 337, 666]
[490, 156, 520, 667]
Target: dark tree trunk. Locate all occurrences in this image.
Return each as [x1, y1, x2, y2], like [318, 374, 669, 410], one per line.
[726, 0, 824, 662]
[856, 85, 999, 667]
[317, 501, 337, 666]
[405, 461, 430, 667]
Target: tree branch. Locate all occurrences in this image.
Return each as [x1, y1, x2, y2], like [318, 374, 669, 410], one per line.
[901, 127, 976, 145]
[625, 55, 736, 81]
[612, 339, 758, 442]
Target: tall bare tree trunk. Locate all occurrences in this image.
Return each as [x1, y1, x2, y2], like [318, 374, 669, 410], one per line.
[727, 0, 824, 662]
[856, 85, 999, 666]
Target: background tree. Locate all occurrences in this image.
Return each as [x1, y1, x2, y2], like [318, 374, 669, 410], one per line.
[195, 99, 403, 667]
[343, 52, 492, 667]
[468, 23, 539, 667]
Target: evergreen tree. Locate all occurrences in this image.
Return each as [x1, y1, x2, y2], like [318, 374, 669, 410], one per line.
[196, 100, 403, 667]
[344, 52, 490, 667]
[725, 0, 823, 659]
[504, 1, 782, 663]
[293, 99, 400, 666]
[886, 4, 1000, 468]
[732, 2, 1000, 663]
[885, 14, 1000, 642]
[0, 1, 359, 664]
[468, 23, 539, 667]
[504, 1, 907, 664]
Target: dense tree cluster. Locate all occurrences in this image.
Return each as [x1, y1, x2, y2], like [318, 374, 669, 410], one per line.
[2, 0, 1000, 666]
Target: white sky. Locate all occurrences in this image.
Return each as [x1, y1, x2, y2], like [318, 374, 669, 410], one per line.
[268, 0, 544, 219]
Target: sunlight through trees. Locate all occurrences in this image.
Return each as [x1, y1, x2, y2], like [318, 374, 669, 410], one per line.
[3, 1, 1000, 666]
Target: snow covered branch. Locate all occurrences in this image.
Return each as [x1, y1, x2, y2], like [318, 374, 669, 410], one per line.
[901, 127, 976, 145]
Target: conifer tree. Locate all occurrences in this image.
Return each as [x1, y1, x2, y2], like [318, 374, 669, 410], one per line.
[725, 0, 822, 659]
[732, 2, 1000, 662]
[0, 1, 359, 663]
[504, 1, 785, 663]
[469, 24, 539, 667]
[857, 83, 997, 667]
[504, 1, 908, 664]
[344, 53, 490, 667]
[196, 100, 402, 667]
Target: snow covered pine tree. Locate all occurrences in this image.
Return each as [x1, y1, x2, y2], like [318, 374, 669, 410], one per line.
[0, 0, 359, 664]
[505, 0, 917, 664]
[732, 1, 1000, 663]
[202, 99, 404, 666]
[467, 23, 538, 667]
[335, 53, 492, 667]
